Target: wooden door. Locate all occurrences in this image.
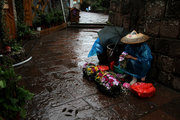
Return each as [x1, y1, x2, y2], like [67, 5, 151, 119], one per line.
[3, 0, 16, 39]
[24, 0, 33, 26]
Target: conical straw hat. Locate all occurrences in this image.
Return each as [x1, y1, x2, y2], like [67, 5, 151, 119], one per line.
[121, 30, 149, 44]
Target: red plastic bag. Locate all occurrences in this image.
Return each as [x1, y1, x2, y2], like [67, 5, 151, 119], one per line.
[97, 65, 109, 72]
[130, 82, 156, 98]
[110, 61, 115, 71]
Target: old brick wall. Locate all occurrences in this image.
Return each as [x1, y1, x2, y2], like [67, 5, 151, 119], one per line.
[109, 0, 180, 90]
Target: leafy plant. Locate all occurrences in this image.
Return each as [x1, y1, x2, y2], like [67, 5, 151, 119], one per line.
[33, 9, 64, 29]
[0, 63, 33, 120]
[3, 39, 23, 53]
[49, 9, 59, 25]
[33, 16, 41, 28]
[0, 55, 13, 67]
[38, 12, 51, 28]
[11, 42, 23, 52]
[54, 9, 64, 24]
[17, 22, 34, 41]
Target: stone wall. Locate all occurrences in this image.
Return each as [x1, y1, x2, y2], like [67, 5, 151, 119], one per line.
[109, 0, 180, 90]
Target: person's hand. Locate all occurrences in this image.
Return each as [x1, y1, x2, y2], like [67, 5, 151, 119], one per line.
[125, 55, 133, 59]
[125, 55, 137, 60]
[119, 54, 124, 57]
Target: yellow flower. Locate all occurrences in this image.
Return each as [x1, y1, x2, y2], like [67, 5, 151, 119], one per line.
[94, 66, 97, 70]
[87, 68, 91, 71]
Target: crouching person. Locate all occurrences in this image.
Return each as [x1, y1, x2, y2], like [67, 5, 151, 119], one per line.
[120, 30, 152, 85]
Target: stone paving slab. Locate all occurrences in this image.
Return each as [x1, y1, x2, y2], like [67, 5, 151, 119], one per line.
[15, 28, 180, 120]
[160, 96, 180, 119]
[139, 110, 176, 120]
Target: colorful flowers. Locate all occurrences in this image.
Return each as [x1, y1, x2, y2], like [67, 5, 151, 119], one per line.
[95, 71, 104, 82]
[83, 62, 95, 69]
[100, 72, 121, 90]
[83, 62, 100, 81]
[83, 62, 122, 96]
[119, 51, 128, 69]
[86, 66, 99, 76]
[119, 51, 128, 61]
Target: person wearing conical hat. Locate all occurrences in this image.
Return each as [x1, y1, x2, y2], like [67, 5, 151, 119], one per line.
[120, 30, 152, 85]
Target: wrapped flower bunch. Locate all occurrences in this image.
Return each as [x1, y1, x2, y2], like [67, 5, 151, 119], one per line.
[83, 62, 95, 69]
[100, 72, 121, 89]
[97, 72, 121, 96]
[119, 51, 128, 69]
[83, 62, 95, 74]
[82, 62, 99, 81]
[95, 71, 105, 83]
[86, 66, 99, 76]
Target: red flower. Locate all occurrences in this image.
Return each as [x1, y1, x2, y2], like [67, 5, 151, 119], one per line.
[99, 73, 103, 77]
[109, 79, 113, 83]
[5, 46, 11, 52]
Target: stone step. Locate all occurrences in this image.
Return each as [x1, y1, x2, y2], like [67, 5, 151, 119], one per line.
[68, 23, 106, 28]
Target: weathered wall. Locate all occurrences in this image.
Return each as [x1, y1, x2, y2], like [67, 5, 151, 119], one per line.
[109, 0, 180, 90]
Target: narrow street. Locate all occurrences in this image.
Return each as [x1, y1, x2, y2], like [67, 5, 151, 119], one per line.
[15, 12, 180, 120]
[79, 11, 108, 24]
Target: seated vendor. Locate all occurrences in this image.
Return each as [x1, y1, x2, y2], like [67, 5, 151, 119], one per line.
[119, 30, 152, 85]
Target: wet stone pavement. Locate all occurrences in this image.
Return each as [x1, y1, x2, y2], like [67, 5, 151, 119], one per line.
[16, 28, 180, 120]
[79, 11, 108, 24]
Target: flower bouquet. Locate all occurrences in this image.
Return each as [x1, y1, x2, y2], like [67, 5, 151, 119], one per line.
[95, 71, 105, 83]
[96, 72, 122, 96]
[82, 62, 99, 81]
[119, 51, 128, 69]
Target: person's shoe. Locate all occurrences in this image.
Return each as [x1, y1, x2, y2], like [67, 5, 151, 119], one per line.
[130, 77, 137, 85]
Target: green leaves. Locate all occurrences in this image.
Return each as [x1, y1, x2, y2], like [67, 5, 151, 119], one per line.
[0, 80, 6, 88]
[17, 22, 34, 41]
[33, 9, 64, 29]
[0, 64, 33, 119]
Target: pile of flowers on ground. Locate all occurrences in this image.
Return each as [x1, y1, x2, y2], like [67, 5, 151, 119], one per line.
[82, 62, 156, 97]
[83, 63, 122, 96]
